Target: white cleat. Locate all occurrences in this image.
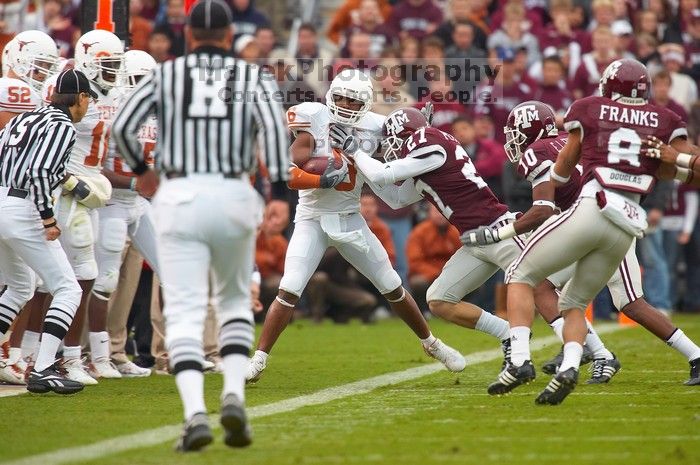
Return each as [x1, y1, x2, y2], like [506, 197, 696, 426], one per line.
[116, 361, 151, 378]
[245, 351, 267, 383]
[423, 338, 467, 372]
[0, 359, 26, 385]
[88, 358, 123, 379]
[61, 358, 98, 385]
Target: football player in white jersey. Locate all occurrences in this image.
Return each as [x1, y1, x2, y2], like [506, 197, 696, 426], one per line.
[86, 50, 157, 379]
[41, 29, 123, 384]
[246, 69, 465, 382]
[0, 31, 58, 384]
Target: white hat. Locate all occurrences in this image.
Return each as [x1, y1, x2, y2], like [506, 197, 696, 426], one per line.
[611, 20, 633, 36]
[234, 34, 256, 55]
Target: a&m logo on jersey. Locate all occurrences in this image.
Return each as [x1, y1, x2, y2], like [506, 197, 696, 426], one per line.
[385, 110, 410, 134]
[512, 104, 538, 129]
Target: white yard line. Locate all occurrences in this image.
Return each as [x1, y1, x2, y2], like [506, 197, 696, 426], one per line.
[3, 324, 625, 465]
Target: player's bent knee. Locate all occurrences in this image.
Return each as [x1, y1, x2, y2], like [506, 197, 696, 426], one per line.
[93, 271, 119, 295]
[558, 295, 588, 314]
[276, 289, 299, 308]
[428, 300, 454, 318]
[376, 270, 402, 296]
[99, 218, 128, 253]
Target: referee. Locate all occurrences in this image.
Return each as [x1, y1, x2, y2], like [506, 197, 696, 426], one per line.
[0, 69, 95, 394]
[112, 0, 289, 452]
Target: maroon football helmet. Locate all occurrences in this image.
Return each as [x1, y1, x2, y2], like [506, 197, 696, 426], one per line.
[382, 107, 429, 161]
[599, 58, 650, 103]
[504, 101, 558, 163]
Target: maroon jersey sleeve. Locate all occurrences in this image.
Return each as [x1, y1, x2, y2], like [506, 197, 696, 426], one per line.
[658, 107, 688, 144]
[563, 96, 594, 138]
[516, 139, 554, 186]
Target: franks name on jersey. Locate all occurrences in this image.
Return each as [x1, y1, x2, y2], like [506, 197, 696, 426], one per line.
[598, 105, 659, 127]
[401, 126, 507, 233]
[287, 101, 384, 220]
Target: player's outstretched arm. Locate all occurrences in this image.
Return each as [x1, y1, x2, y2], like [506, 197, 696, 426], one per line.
[550, 129, 582, 186]
[645, 136, 700, 186]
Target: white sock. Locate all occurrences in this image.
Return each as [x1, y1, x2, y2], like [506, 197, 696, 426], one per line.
[89, 331, 111, 362]
[8, 346, 21, 364]
[222, 354, 248, 402]
[584, 321, 614, 359]
[476, 310, 510, 341]
[21, 331, 40, 361]
[175, 369, 207, 421]
[509, 326, 531, 367]
[62, 345, 81, 360]
[420, 333, 437, 347]
[549, 317, 564, 342]
[667, 329, 700, 361]
[35, 334, 62, 372]
[559, 341, 583, 372]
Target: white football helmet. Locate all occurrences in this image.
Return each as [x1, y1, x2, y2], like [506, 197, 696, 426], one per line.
[74, 29, 125, 90]
[2, 30, 59, 92]
[122, 50, 157, 89]
[325, 68, 374, 125]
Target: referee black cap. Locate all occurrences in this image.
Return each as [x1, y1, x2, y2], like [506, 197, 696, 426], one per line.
[55, 69, 98, 98]
[188, 0, 232, 29]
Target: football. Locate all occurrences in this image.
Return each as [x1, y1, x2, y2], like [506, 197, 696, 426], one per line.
[301, 154, 343, 175]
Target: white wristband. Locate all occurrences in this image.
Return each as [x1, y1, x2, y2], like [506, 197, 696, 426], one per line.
[496, 222, 517, 240]
[677, 153, 693, 168]
[532, 200, 557, 210]
[549, 165, 570, 183]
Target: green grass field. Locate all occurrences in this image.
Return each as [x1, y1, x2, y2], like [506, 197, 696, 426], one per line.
[2, 315, 700, 465]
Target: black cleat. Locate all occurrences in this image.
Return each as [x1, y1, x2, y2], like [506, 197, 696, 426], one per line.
[536, 367, 579, 405]
[686, 358, 700, 386]
[488, 360, 536, 395]
[542, 344, 594, 374]
[26, 364, 83, 394]
[587, 354, 621, 384]
[500, 339, 511, 370]
[175, 412, 213, 452]
[221, 393, 253, 448]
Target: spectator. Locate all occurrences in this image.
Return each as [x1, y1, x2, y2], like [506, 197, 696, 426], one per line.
[658, 42, 698, 112]
[433, 0, 490, 51]
[341, 0, 396, 58]
[140, 0, 160, 21]
[486, 1, 541, 67]
[148, 27, 175, 63]
[415, 78, 469, 134]
[445, 21, 486, 60]
[636, 33, 663, 75]
[234, 34, 261, 62]
[532, 55, 573, 126]
[129, 0, 153, 52]
[661, 182, 698, 309]
[651, 70, 689, 120]
[255, 26, 277, 59]
[588, 0, 616, 31]
[406, 204, 461, 314]
[361, 192, 396, 265]
[267, 53, 319, 109]
[155, 0, 186, 57]
[295, 23, 333, 96]
[489, 0, 546, 36]
[611, 20, 635, 59]
[326, 0, 393, 45]
[255, 207, 288, 313]
[639, 182, 673, 314]
[537, 0, 586, 65]
[42, 0, 78, 58]
[452, 117, 507, 199]
[636, 9, 662, 42]
[386, 0, 443, 41]
[474, 46, 533, 144]
[684, 9, 700, 82]
[372, 49, 416, 116]
[230, 0, 270, 40]
[571, 25, 616, 98]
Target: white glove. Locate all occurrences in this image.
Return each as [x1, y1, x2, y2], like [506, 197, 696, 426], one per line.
[329, 124, 359, 156]
[460, 226, 501, 247]
[420, 101, 434, 125]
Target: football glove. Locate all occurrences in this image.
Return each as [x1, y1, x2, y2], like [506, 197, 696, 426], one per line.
[319, 157, 349, 189]
[460, 226, 501, 247]
[62, 175, 91, 200]
[329, 124, 359, 156]
[420, 101, 434, 125]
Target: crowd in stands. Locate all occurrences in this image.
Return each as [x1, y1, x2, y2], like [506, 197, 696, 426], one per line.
[3, 0, 700, 338]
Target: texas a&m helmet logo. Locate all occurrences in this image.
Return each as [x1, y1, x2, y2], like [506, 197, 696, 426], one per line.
[385, 110, 410, 135]
[512, 104, 539, 129]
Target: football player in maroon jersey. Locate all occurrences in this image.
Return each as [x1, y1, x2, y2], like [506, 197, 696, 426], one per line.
[499, 59, 700, 405]
[468, 100, 700, 389]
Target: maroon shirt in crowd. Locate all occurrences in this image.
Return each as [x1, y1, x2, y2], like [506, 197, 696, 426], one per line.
[386, 0, 443, 40]
[474, 80, 533, 143]
[532, 84, 574, 115]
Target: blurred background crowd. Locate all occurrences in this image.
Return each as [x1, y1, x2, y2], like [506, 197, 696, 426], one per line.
[3, 0, 700, 368]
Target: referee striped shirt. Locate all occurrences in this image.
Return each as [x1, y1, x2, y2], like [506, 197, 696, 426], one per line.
[112, 46, 289, 182]
[0, 105, 75, 219]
